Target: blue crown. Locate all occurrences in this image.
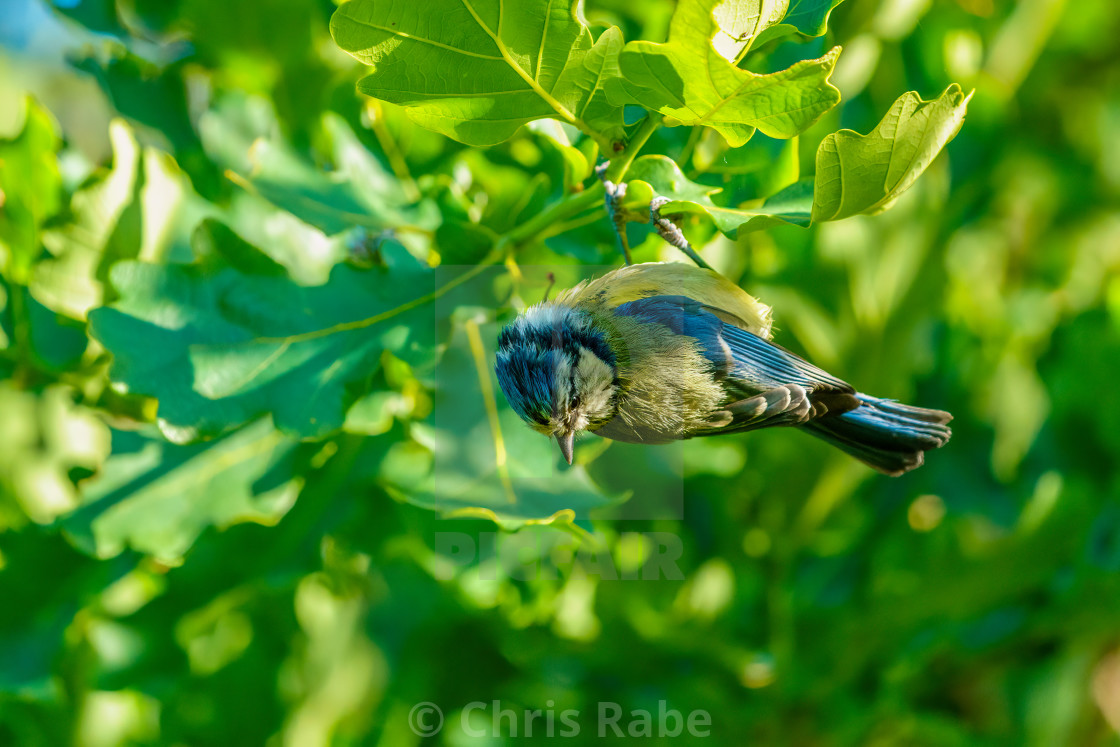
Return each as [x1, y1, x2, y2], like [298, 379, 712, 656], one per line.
[494, 305, 614, 427]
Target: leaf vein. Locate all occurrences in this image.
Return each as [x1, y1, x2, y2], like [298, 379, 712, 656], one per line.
[460, 0, 582, 128]
[342, 16, 503, 60]
[536, 0, 553, 83]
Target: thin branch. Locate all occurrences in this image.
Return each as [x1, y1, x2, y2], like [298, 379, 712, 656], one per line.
[366, 101, 420, 202]
[465, 318, 518, 506]
[678, 125, 702, 167]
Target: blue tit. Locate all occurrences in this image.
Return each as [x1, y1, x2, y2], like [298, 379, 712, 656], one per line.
[494, 262, 951, 475]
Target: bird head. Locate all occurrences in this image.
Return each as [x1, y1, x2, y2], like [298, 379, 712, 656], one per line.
[494, 304, 619, 464]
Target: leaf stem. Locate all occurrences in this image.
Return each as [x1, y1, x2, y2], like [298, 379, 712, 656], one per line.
[253, 183, 605, 351]
[8, 282, 33, 387]
[499, 184, 605, 251]
[459, 0, 613, 153]
[365, 101, 420, 202]
[596, 162, 633, 265]
[604, 113, 663, 182]
[259, 254, 502, 344]
[678, 126, 702, 166]
[732, 35, 756, 67]
[538, 210, 606, 241]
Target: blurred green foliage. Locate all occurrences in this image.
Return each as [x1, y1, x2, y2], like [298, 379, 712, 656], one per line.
[1, 0, 1120, 745]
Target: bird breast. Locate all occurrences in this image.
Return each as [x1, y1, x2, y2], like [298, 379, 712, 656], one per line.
[589, 313, 731, 444]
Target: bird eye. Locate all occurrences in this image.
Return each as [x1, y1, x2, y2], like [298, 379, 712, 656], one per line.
[571, 395, 581, 410]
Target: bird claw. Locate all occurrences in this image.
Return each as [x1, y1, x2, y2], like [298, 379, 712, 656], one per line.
[649, 195, 671, 215]
[648, 196, 713, 271]
[594, 164, 710, 270]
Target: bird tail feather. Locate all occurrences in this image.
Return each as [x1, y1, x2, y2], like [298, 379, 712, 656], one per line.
[802, 394, 952, 476]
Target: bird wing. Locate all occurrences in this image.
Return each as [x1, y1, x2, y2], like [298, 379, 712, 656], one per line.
[613, 295, 859, 433]
[566, 262, 774, 338]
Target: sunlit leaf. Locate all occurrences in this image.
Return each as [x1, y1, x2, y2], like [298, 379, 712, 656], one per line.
[710, 0, 789, 63]
[331, 0, 626, 147]
[612, 0, 841, 145]
[0, 98, 62, 283]
[812, 84, 972, 221]
[0, 384, 110, 527]
[35, 120, 143, 318]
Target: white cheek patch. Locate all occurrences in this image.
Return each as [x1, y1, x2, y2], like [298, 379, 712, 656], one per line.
[573, 348, 616, 428]
[552, 355, 573, 412]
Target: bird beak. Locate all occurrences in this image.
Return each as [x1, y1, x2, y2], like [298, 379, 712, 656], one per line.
[556, 431, 575, 465]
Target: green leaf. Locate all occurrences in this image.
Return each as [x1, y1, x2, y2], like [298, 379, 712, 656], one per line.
[200, 99, 438, 237]
[627, 155, 811, 237]
[812, 84, 972, 222]
[34, 120, 144, 319]
[0, 384, 110, 527]
[22, 286, 89, 374]
[696, 131, 785, 174]
[62, 420, 302, 561]
[0, 98, 62, 283]
[455, 151, 554, 234]
[330, 0, 626, 147]
[0, 278, 88, 378]
[781, 0, 846, 35]
[536, 127, 594, 191]
[191, 219, 289, 278]
[88, 235, 438, 442]
[435, 222, 494, 265]
[752, 0, 848, 48]
[200, 98, 439, 284]
[72, 51, 198, 156]
[0, 526, 118, 700]
[412, 441, 618, 527]
[612, 0, 841, 146]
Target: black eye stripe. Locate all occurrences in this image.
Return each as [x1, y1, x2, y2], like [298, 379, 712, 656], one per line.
[567, 364, 578, 414]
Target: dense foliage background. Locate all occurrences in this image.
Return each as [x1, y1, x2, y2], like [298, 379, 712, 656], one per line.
[2, 0, 1120, 744]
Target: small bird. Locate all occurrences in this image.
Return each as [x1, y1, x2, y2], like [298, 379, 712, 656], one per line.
[494, 262, 951, 475]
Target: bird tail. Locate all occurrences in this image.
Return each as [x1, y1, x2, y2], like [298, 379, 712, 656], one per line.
[802, 394, 952, 476]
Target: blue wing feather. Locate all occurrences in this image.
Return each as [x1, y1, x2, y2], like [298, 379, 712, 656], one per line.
[614, 295, 853, 396]
[608, 294, 950, 474]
